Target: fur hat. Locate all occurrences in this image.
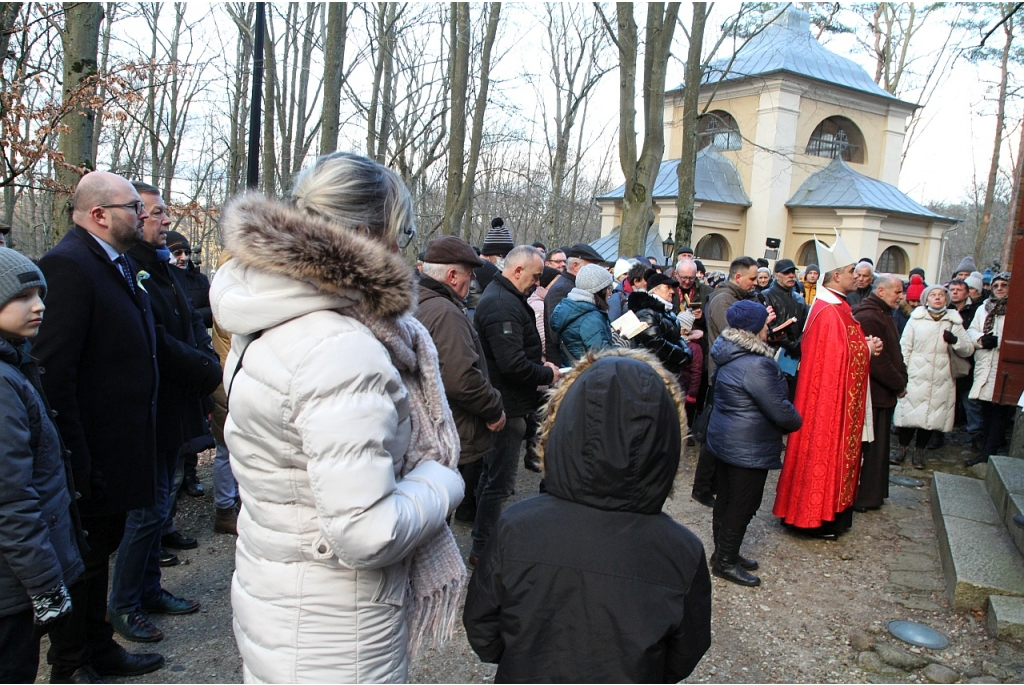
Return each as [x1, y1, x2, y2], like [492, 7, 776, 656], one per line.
[481, 218, 514, 256]
[575, 263, 613, 294]
[992, 270, 1011, 285]
[954, 255, 977, 275]
[0, 247, 46, 310]
[726, 299, 769, 334]
[906, 274, 925, 302]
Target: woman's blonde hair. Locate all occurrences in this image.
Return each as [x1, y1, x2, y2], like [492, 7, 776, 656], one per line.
[291, 152, 414, 244]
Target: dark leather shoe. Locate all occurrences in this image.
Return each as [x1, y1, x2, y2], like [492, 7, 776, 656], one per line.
[91, 644, 164, 677]
[182, 473, 205, 497]
[141, 588, 200, 615]
[691, 490, 716, 508]
[161, 531, 198, 550]
[159, 550, 180, 567]
[109, 610, 163, 642]
[50, 664, 105, 683]
[965, 454, 989, 467]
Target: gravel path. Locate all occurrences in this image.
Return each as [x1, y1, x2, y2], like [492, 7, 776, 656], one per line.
[36, 435, 1024, 683]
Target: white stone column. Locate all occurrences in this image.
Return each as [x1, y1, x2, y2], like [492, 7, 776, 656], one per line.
[745, 83, 801, 260]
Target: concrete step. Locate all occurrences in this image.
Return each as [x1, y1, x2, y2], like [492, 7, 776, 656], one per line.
[986, 455, 1024, 557]
[988, 595, 1024, 640]
[930, 471, 1024, 610]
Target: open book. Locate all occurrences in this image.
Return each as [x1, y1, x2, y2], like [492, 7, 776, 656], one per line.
[611, 310, 650, 339]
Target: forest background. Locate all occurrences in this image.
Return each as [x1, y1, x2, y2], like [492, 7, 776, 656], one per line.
[1, 2, 1022, 276]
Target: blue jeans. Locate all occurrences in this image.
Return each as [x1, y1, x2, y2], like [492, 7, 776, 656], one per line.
[471, 416, 527, 557]
[108, 450, 175, 615]
[965, 398, 984, 436]
[213, 440, 238, 509]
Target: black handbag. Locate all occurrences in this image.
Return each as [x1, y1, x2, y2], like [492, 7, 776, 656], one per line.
[690, 368, 718, 443]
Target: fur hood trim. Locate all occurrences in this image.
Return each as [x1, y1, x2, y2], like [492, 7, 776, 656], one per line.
[220, 192, 415, 319]
[720, 327, 775, 357]
[534, 347, 687, 466]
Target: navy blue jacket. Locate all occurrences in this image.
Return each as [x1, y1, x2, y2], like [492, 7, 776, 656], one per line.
[0, 337, 84, 617]
[705, 328, 802, 470]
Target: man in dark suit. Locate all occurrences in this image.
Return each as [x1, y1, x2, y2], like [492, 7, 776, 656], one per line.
[33, 171, 165, 682]
[104, 182, 221, 644]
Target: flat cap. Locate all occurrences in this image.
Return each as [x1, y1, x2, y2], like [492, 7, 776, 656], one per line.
[646, 272, 679, 291]
[565, 243, 605, 263]
[424, 235, 484, 267]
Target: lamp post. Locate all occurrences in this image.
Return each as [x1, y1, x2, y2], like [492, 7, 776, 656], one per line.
[662, 231, 675, 266]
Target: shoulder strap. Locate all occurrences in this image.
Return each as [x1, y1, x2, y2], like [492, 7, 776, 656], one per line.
[226, 330, 263, 413]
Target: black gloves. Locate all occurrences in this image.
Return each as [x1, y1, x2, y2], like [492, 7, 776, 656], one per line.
[943, 330, 957, 345]
[980, 333, 999, 350]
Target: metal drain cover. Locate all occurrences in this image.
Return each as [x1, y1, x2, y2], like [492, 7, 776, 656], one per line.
[887, 620, 949, 649]
[890, 475, 926, 488]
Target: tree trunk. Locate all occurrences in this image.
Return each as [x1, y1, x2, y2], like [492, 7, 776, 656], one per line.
[442, 3, 469, 237]
[52, 2, 103, 241]
[320, 2, 347, 156]
[261, 11, 277, 195]
[976, 11, 1013, 259]
[613, 2, 680, 258]
[673, 3, 707, 255]
[1002, 119, 1024, 269]
[0, 3, 22, 75]
[90, 3, 115, 167]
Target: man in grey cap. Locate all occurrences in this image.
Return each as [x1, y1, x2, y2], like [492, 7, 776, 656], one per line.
[544, 243, 605, 363]
[416, 236, 505, 525]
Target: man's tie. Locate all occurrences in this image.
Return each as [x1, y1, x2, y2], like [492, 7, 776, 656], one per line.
[115, 254, 136, 294]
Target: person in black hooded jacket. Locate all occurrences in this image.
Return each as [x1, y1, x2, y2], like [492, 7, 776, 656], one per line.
[626, 272, 692, 374]
[463, 348, 712, 684]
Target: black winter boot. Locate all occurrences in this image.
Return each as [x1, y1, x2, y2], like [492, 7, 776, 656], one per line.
[711, 520, 758, 570]
[911, 446, 924, 469]
[890, 445, 909, 465]
[712, 528, 761, 587]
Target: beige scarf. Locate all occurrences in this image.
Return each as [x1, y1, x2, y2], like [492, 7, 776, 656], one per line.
[349, 309, 466, 657]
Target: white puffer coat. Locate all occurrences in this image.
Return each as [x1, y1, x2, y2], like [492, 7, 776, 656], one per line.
[210, 195, 463, 684]
[968, 303, 1005, 403]
[894, 307, 973, 432]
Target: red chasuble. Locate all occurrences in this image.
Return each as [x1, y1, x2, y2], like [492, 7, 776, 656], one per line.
[773, 287, 870, 528]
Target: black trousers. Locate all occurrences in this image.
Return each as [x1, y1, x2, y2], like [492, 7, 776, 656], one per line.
[856, 406, 893, 509]
[47, 512, 126, 673]
[980, 401, 1014, 460]
[898, 427, 935, 449]
[712, 460, 769, 533]
[0, 609, 38, 683]
[692, 444, 718, 496]
[455, 458, 483, 520]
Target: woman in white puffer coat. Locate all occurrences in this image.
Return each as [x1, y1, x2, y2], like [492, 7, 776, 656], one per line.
[893, 285, 973, 469]
[210, 153, 465, 683]
[965, 271, 1011, 466]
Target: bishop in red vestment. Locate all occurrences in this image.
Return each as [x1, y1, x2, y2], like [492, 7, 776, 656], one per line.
[773, 235, 878, 534]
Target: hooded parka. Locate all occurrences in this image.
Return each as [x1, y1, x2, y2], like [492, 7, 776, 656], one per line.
[463, 351, 712, 683]
[549, 292, 612, 364]
[894, 305, 973, 432]
[210, 194, 463, 684]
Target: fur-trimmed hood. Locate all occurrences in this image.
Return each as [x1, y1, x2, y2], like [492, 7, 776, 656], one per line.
[710, 327, 774, 368]
[211, 193, 416, 335]
[534, 348, 686, 515]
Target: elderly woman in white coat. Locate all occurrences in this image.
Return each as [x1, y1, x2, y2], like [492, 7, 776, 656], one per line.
[893, 285, 973, 469]
[966, 271, 1012, 466]
[210, 153, 464, 683]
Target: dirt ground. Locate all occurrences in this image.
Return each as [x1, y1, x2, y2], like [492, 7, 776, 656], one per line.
[37, 434, 1024, 683]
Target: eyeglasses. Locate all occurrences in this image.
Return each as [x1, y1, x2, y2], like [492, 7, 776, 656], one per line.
[993, 281, 1009, 289]
[98, 201, 146, 215]
[398, 225, 416, 250]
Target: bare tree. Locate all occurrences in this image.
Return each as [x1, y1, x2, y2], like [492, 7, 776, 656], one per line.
[597, 2, 680, 257]
[52, 2, 103, 239]
[320, 2, 348, 156]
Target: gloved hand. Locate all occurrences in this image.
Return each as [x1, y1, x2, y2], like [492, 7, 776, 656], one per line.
[980, 333, 999, 350]
[32, 581, 72, 627]
[943, 330, 957, 345]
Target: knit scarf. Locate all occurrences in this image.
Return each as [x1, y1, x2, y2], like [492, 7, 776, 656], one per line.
[984, 296, 1007, 334]
[346, 309, 466, 657]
